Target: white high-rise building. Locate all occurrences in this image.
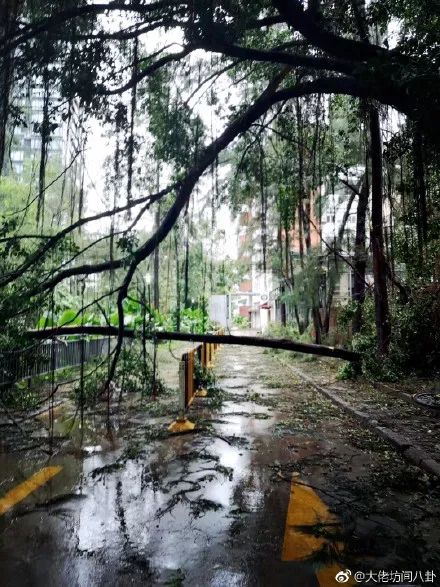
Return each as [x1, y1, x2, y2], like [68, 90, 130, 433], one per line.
[7, 77, 84, 184]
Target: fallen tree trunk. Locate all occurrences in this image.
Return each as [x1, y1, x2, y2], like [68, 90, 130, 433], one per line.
[26, 327, 360, 362]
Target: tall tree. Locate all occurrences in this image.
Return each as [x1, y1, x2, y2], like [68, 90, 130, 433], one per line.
[370, 105, 391, 354]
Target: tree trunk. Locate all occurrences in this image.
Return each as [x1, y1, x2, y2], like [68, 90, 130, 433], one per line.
[183, 212, 190, 308]
[369, 106, 391, 354]
[312, 308, 322, 344]
[28, 326, 361, 363]
[413, 128, 428, 259]
[352, 173, 369, 333]
[174, 229, 181, 331]
[153, 201, 160, 309]
[295, 99, 310, 334]
[0, 0, 22, 176]
[280, 284, 287, 327]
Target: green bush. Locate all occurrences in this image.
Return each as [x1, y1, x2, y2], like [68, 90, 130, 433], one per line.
[36, 295, 215, 336]
[2, 380, 40, 410]
[233, 315, 249, 328]
[337, 361, 358, 380]
[194, 359, 216, 389]
[266, 322, 302, 340]
[179, 307, 213, 333]
[348, 285, 440, 380]
[72, 342, 166, 407]
[352, 332, 400, 382]
[392, 284, 440, 374]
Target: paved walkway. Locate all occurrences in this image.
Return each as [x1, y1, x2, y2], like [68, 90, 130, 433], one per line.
[0, 344, 439, 585]
[283, 355, 440, 477]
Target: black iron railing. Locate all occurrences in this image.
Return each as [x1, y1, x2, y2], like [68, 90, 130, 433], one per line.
[0, 338, 111, 387]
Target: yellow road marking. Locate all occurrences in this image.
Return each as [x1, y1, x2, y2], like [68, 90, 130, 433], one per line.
[282, 477, 355, 586]
[0, 466, 62, 515]
[282, 481, 340, 561]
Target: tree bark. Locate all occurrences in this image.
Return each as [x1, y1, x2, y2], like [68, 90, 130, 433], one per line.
[413, 129, 428, 259]
[27, 327, 360, 362]
[174, 228, 181, 331]
[352, 172, 369, 333]
[369, 106, 391, 354]
[0, 0, 22, 176]
[153, 200, 160, 309]
[280, 284, 287, 327]
[183, 211, 190, 308]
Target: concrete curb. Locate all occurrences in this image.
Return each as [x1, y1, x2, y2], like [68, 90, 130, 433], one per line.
[279, 359, 440, 479]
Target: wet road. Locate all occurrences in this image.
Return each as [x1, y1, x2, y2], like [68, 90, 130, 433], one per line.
[0, 344, 439, 586]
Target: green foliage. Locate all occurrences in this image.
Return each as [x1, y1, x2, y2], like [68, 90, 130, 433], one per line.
[336, 299, 358, 329]
[35, 294, 215, 335]
[165, 568, 185, 587]
[194, 359, 216, 390]
[36, 306, 102, 330]
[178, 307, 212, 333]
[1, 0, 440, 395]
[280, 252, 325, 323]
[347, 287, 440, 380]
[2, 380, 40, 411]
[391, 284, 440, 374]
[116, 344, 165, 395]
[145, 67, 205, 171]
[233, 315, 249, 328]
[72, 361, 103, 407]
[266, 322, 301, 340]
[343, 296, 399, 381]
[337, 361, 358, 381]
[352, 332, 400, 382]
[73, 342, 166, 407]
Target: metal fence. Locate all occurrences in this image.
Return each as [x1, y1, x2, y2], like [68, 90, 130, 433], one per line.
[0, 338, 111, 387]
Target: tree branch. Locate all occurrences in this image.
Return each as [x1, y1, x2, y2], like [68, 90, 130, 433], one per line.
[201, 41, 354, 75]
[19, 74, 410, 299]
[100, 47, 192, 95]
[272, 0, 398, 62]
[1, 184, 175, 289]
[0, 1, 178, 57]
[26, 327, 360, 362]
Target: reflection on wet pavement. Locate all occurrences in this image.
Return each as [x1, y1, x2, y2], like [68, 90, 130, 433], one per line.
[0, 344, 439, 586]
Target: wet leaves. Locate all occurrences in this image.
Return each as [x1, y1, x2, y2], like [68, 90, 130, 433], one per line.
[221, 410, 270, 420]
[243, 391, 278, 408]
[89, 462, 124, 479]
[142, 398, 179, 418]
[205, 386, 228, 409]
[189, 498, 223, 518]
[273, 419, 309, 436]
[15, 492, 88, 517]
[345, 426, 389, 452]
[122, 442, 144, 460]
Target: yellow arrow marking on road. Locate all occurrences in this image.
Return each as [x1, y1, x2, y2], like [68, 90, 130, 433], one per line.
[282, 477, 356, 586]
[0, 466, 62, 516]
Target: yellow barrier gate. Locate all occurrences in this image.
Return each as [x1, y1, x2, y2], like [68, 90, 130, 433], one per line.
[168, 331, 223, 433]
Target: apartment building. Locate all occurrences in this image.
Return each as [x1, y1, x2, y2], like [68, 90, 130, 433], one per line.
[6, 77, 85, 189]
